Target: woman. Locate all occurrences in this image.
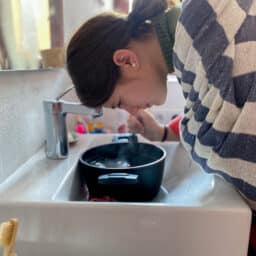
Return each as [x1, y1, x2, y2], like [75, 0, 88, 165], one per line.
[66, 0, 256, 254]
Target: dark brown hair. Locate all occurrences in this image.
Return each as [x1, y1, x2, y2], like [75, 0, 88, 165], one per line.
[66, 0, 176, 107]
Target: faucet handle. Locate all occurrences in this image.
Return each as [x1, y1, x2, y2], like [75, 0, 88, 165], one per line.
[112, 133, 138, 144]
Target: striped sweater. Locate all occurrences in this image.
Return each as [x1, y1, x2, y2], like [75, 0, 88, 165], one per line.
[172, 0, 256, 207]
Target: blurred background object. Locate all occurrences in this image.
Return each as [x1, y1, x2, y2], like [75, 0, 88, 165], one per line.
[0, 0, 64, 70]
[0, 0, 131, 71]
[40, 47, 65, 68]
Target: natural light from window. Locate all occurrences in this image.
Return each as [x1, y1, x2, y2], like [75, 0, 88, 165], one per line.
[129, 0, 133, 12]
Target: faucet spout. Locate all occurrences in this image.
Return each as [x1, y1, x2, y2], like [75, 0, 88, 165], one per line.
[61, 100, 102, 118]
[43, 99, 103, 159]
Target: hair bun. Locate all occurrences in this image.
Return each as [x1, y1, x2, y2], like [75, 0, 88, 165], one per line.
[127, 12, 145, 27]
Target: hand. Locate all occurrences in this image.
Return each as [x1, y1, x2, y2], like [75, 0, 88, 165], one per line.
[127, 109, 164, 141]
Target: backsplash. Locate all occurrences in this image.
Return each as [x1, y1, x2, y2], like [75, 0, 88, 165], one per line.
[0, 69, 71, 183]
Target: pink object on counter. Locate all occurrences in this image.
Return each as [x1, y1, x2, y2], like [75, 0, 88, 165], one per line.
[75, 123, 87, 134]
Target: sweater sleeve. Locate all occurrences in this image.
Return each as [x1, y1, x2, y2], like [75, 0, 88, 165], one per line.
[173, 0, 256, 202]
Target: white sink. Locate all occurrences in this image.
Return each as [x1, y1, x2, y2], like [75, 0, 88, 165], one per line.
[0, 135, 252, 256]
[53, 141, 215, 205]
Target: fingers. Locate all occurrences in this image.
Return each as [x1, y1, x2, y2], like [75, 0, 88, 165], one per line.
[127, 114, 145, 134]
[136, 109, 155, 123]
[127, 109, 164, 141]
[131, 109, 163, 141]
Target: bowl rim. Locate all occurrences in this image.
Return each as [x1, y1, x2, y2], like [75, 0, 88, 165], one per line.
[79, 142, 167, 170]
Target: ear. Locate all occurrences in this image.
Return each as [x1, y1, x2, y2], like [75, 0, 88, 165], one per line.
[113, 49, 139, 69]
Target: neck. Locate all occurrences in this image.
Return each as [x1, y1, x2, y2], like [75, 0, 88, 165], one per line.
[130, 32, 169, 77]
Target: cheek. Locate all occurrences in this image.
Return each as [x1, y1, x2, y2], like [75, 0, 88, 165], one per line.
[149, 84, 167, 105]
[145, 80, 164, 99]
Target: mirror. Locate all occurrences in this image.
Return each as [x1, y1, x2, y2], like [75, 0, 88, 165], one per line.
[0, 0, 64, 70]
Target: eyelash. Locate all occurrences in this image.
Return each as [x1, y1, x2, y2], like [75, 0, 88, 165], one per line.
[112, 101, 121, 109]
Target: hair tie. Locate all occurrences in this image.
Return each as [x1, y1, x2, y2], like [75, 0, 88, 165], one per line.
[127, 12, 144, 27]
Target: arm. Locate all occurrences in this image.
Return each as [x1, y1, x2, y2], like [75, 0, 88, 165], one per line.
[127, 109, 181, 142]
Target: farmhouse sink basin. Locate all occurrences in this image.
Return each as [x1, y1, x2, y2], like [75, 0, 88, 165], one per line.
[0, 134, 252, 256]
[53, 141, 215, 205]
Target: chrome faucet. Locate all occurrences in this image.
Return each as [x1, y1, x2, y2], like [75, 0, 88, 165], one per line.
[43, 99, 102, 159]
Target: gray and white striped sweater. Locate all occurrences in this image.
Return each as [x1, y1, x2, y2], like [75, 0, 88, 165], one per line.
[173, 0, 256, 206]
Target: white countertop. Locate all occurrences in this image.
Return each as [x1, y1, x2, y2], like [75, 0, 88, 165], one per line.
[0, 134, 100, 201]
[0, 133, 251, 209]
